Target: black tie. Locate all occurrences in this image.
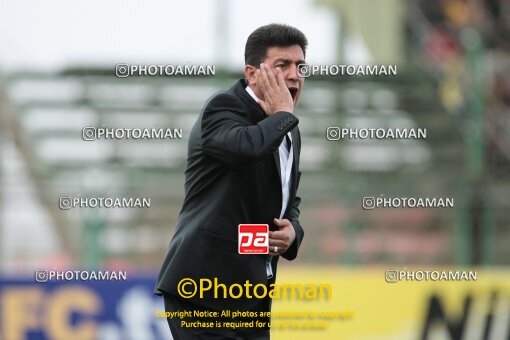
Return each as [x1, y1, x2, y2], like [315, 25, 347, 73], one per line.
[285, 134, 291, 152]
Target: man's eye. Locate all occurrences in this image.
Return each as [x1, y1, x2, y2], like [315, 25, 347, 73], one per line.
[276, 64, 286, 69]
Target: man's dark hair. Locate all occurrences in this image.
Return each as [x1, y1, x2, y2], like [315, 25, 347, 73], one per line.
[244, 23, 308, 66]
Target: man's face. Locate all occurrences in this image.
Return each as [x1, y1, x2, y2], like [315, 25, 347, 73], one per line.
[247, 44, 305, 106]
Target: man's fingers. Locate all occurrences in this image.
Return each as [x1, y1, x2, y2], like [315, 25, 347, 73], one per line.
[268, 238, 288, 256]
[263, 64, 279, 89]
[256, 69, 267, 95]
[269, 230, 281, 238]
[257, 68, 272, 111]
[259, 63, 271, 91]
[273, 218, 291, 227]
[273, 218, 284, 226]
[268, 242, 286, 256]
[268, 239, 286, 247]
[269, 230, 290, 241]
[275, 67, 286, 88]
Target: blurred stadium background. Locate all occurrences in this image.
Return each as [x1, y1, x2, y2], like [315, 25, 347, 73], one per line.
[0, 0, 509, 339]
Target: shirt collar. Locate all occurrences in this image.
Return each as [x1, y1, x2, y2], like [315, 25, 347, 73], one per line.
[245, 85, 260, 102]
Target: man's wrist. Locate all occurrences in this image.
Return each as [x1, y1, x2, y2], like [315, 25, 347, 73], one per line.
[274, 106, 293, 114]
[266, 109, 293, 117]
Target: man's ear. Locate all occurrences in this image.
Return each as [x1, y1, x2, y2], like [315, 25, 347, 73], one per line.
[244, 65, 258, 86]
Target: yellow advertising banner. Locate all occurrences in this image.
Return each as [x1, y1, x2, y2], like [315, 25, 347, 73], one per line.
[272, 266, 510, 340]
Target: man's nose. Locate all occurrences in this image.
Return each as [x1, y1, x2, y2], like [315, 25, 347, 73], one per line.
[286, 64, 299, 81]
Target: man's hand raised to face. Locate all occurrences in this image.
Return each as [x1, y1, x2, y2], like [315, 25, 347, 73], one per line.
[256, 63, 294, 116]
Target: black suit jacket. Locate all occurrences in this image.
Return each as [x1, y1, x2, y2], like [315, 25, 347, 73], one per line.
[155, 79, 304, 312]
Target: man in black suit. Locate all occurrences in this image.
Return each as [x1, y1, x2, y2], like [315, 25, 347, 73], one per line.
[155, 23, 307, 340]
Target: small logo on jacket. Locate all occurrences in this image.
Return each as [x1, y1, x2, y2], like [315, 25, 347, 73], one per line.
[238, 224, 269, 254]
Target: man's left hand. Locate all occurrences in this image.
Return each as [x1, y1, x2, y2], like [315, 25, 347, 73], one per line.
[269, 218, 296, 256]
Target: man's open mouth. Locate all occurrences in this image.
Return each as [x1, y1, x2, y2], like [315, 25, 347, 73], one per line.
[288, 87, 299, 100]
